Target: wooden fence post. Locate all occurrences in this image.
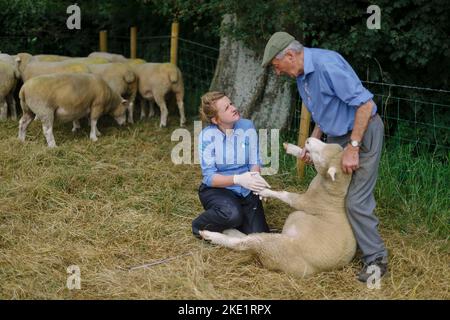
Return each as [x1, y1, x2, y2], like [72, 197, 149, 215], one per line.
[170, 21, 179, 65]
[297, 102, 311, 178]
[130, 26, 137, 59]
[99, 30, 108, 52]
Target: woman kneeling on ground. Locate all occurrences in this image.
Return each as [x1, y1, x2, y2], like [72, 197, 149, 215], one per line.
[192, 91, 271, 238]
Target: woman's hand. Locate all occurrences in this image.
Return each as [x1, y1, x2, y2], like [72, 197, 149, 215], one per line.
[233, 172, 271, 192]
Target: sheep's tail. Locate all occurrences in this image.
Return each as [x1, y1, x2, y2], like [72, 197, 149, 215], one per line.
[19, 85, 30, 114]
[123, 70, 136, 84]
[168, 64, 179, 83]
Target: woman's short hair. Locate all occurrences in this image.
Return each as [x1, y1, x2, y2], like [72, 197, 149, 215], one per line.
[199, 91, 226, 124]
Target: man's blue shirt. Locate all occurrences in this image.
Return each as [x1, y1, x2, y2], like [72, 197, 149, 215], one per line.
[296, 47, 377, 137]
[199, 119, 262, 197]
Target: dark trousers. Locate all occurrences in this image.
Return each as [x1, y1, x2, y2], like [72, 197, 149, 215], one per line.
[192, 184, 269, 237]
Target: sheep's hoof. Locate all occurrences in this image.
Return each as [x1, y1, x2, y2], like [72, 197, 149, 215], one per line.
[199, 230, 212, 241]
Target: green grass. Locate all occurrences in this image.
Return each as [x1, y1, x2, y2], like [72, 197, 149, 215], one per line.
[376, 144, 449, 240]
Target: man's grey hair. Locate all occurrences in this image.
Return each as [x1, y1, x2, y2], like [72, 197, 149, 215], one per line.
[275, 40, 304, 60]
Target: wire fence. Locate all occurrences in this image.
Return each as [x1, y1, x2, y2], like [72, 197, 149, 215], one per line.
[2, 33, 449, 153]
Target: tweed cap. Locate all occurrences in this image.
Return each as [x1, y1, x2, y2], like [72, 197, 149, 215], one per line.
[261, 31, 295, 67]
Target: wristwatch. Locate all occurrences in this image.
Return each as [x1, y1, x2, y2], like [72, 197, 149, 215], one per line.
[349, 140, 361, 148]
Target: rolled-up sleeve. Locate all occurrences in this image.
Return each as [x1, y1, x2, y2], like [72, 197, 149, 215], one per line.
[323, 62, 373, 108]
[199, 131, 217, 187]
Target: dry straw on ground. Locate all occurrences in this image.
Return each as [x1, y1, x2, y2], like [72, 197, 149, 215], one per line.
[0, 117, 449, 299]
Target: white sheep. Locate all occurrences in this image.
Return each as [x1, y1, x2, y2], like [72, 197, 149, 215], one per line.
[200, 138, 356, 277]
[131, 62, 186, 127]
[0, 57, 20, 120]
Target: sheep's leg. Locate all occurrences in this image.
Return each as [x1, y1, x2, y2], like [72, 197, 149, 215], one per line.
[41, 113, 56, 148]
[0, 99, 7, 120]
[89, 118, 99, 142]
[148, 100, 155, 119]
[127, 101, 134, 124]
[283, 143, 303, 158]
[201, 230, 313, 277]
[18, 111, 34, 142]
[154, 95, 168, 127]
[175, 91, 186, 127]
[7, 94, 17, 120]
[199, 231, 259, 251]
[257, 189, 304, 210]
[140, 98, 147, 120]
[223, 229, 247, 238]
[72, 119, 81, 132]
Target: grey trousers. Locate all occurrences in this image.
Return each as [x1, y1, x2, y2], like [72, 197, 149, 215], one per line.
[327, 114, 388, 264]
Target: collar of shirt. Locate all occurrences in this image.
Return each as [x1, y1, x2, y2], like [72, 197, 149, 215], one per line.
[208, 123, 239, 139]
[297, 47, 315, 81]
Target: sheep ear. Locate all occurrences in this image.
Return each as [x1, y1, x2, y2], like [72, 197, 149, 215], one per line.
[327, 167, 337, 181]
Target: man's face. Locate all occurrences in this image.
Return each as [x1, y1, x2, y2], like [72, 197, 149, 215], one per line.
[271, 50, 302, 78]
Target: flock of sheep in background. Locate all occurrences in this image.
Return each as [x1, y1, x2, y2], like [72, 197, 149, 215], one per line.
[0, 51, 186, 147]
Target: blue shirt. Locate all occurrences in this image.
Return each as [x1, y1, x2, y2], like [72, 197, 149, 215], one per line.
[199, 119, 262, 197]
[296, 47, 377, 137]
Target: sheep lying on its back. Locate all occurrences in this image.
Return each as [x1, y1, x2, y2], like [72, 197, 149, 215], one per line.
[200, 138, 357, 277]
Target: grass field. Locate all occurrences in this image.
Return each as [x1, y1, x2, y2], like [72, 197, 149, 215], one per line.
[0, 116, 448, 299]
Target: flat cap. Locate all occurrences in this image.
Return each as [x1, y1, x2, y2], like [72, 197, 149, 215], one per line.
[261, 31, 295, 67]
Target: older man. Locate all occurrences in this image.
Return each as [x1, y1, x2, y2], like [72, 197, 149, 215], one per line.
[262, 31, 388, 282]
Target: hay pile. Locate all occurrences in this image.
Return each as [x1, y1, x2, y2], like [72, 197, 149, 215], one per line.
[0, 117, 448, 299]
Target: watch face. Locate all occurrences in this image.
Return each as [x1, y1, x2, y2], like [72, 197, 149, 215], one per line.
[351, 141, 359, 147]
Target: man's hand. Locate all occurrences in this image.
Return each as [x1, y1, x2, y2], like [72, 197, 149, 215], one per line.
[342, 145, 360, 174]
[233, 172, 271, 192]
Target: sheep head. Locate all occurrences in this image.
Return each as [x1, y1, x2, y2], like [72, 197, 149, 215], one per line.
[304, 137, 345, 182]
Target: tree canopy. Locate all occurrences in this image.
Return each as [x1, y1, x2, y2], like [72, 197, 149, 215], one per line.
[0, 0, 448, 88]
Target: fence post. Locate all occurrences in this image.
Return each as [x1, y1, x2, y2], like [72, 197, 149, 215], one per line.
[130, 26, 137, 59]
[297, 102, 311, 178]
[99, 30, 108, 52]
[170, 21, 179, 65]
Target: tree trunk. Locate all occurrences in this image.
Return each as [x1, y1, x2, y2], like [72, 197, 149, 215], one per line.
[210, 14, 293, 130]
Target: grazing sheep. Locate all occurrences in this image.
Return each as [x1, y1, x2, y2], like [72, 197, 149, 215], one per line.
[32, 54, 70, 62]
[200, 138, 357, 278]
[20, 60, 90, 82]
[132, 62, 186, 127]
[0, 60, 19, 120]
[18, 73, 128, 147]
[16, 53, 108, 80]
[88, 52, 128, 63]
[88, 63, 138, 123]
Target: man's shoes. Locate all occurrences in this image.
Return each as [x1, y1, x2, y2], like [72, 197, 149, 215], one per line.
[357, 257, 388, 283]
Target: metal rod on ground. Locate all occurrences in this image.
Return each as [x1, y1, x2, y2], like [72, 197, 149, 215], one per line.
[130, 26, 137, 59]
[170, 21, 179, 65]
[99, 30, 108, 52]
[128, 252, 192, 271]
[297, 102, 311, 178]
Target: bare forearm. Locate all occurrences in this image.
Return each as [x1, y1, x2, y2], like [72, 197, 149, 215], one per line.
[311, 125, 323, 139]
[210, 174, 235, 188]
[351, 100, 374, 142]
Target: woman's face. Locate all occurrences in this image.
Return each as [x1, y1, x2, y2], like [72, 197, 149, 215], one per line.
[212, 96, 240, 126]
